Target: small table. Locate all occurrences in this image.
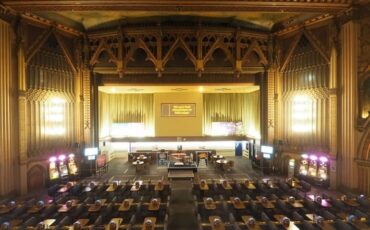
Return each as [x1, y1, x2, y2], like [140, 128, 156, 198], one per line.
[148, 198, 161, 211]
[204, 197, 217, 210]
[106, 183, 119, 192]
[42, 219, 56, 228]
[131, 180, 143, 192]
[106, 218, 122, 230]
[244, 181, 256, 190]
[241, 216, 262, 230]
[256, 196, 275, 209]
[220, 180, 232, 190]
[141, 217, 156, 230]
[273, 215, 299, 230]
[154, 181, 164, 191]
[119, 199, 134, 211]
[230, 197, 245, 209]
[88, 199, 106, 212]
[199, 181, 209, 191]
[209, 216, 225, 230]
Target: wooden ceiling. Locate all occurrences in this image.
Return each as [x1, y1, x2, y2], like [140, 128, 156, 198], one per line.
[1, 0, 356, 32]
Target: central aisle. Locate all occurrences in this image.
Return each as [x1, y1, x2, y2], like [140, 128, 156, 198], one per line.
[167, 180, 198, 230]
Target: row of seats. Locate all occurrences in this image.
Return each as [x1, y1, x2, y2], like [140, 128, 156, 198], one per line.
[192, 178, 370, 230]
[0, 179, 172, 230]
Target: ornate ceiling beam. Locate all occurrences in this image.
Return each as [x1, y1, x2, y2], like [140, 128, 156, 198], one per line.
[2, 0, 351, 13]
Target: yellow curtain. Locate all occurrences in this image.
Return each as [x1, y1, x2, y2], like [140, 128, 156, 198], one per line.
[282, 89, 329, 149]
[99, 92, 154, 138]
[203, 91, 260, 138]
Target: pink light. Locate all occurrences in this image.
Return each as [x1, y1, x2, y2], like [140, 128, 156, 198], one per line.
[68, 153, 75, 158]
[309, 155, 317, 161]
[58, 155, 66, 161]
[49, 157, 57, 162]
[302, 154, 308, 159]
[319, 156, 328, 163]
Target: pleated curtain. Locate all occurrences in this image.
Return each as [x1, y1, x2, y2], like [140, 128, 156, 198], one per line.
[203, 91, 261, 138]
[99, 92, 155, 138]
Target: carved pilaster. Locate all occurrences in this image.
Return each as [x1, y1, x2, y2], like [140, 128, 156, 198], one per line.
[267, 69, 276, 144]
[82, 68, 92, 147]
[339, 20, 359, 190]
[329, 45, 338, 190]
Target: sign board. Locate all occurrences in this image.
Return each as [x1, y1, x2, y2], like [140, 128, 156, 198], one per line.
[87, 155, 96, 160]
[263, 153, 271, 159]
[84, 147, 98, 156]
[161, 103, 196, 117]
[261, 145, 273, 154]
[96, 155, 107, 168]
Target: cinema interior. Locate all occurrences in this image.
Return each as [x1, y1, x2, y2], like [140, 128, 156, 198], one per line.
[0, 1, 369, 229]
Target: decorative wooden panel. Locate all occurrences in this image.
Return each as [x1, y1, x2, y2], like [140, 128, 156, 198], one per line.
[26, 37, 76, 157]
[0, 20, 18, 195]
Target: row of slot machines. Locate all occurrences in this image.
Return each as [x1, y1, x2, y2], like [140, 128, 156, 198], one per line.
[298, 153, 329, 186]
[49, 154, 79, 183]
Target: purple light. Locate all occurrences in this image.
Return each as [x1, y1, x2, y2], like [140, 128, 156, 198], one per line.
[309, 155, 317, 161]
[58, 155, 66, 161]
[319, 156, 328, 163]
[302, 154, 308, 159]
[49, 157, 57, 162]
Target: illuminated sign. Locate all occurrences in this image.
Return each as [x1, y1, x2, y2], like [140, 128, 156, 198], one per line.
[161, 103, 196, 117]
[84, 148, 99, 156]
[261, 145, 273, 154]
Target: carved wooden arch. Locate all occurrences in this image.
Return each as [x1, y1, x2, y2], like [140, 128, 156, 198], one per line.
[90, 39, 118, 66]
[137, 37, 158, 69]
[203, 37, 235, 67]
[242, 40, 268, 66]
[53, 32, 77, 73]
[280, 28, 330, 72]
[162, 37, 197, 68]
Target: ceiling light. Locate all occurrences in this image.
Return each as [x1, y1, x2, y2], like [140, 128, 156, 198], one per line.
[199, 86, 204, 93]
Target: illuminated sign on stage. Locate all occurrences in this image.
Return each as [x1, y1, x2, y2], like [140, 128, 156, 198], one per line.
[161, 103, 196, 117]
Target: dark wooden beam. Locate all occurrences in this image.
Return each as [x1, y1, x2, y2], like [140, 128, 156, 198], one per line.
[3, 0, 351, 13]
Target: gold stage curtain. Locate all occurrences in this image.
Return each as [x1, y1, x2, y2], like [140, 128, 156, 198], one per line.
[99, 92, 154, 138]
[203, 91, 260, 138]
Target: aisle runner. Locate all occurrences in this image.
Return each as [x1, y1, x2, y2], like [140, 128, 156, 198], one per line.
[167, 180, 198, 230]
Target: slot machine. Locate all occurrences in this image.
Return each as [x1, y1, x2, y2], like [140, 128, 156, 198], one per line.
[308, 155, 318, 177]
[299, 154, 309, 176]
[58, 155, 69, 179]
[67, 153, 78, 176]
[317, 156, 329, 180]
[48, 156, 60, 182]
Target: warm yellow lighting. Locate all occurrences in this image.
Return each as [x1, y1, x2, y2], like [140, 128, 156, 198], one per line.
[111, 88, 116, 93]
[44, 97, 66, 136]
[199, 86, 204, 93]
[292, 94, 315, 133]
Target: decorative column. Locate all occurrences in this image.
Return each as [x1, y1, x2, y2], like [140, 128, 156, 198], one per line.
[82, 68, 93, 147]
[0, 19, 18, 195]
[339, 20, 359, 190]
[18, 42, 28, 195]
[328, 35, 338, 190]
[260, 71, 268, 144]
[267, 69, 276, 144]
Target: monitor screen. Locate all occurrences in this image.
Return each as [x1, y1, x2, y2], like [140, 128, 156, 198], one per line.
[261, 145, 273, 154]
[263, 153, 271, 159]
[84, 147, 98, 156]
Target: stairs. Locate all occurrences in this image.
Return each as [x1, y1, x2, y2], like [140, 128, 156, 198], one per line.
[198, 158, 208, 169]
